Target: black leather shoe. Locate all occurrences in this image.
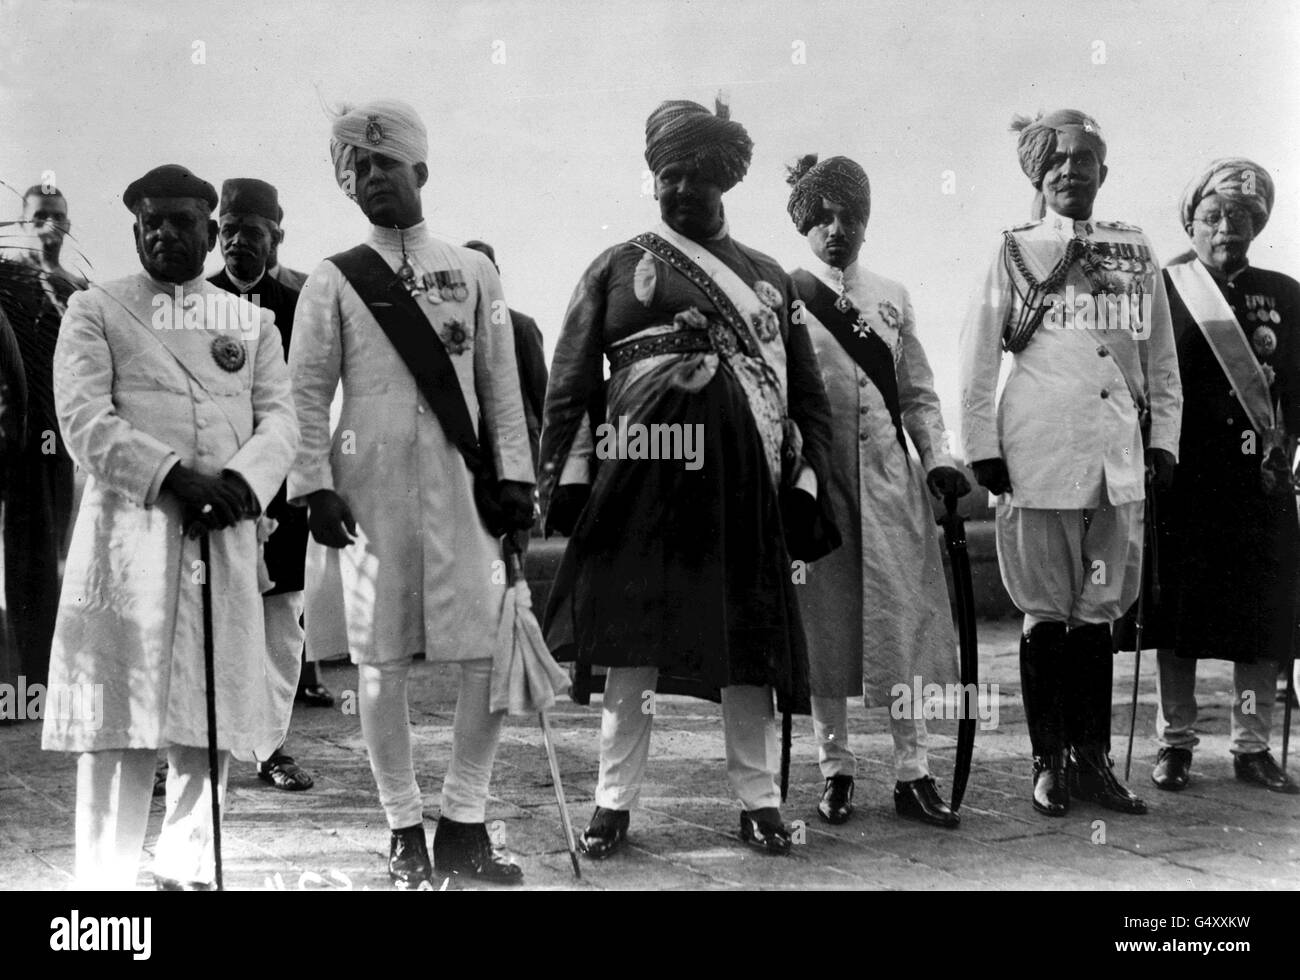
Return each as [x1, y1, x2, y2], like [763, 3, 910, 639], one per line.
[388, 823, 437, 890]
[153, 875, 215, 891]
[432, 816, 524, 883]
[739, 808, 792, 855]
[1069, 745, 1148, 814]
[894, 775, 959, 828]
[1233, 751, 1300, 794]
[817, 775, 855, 824]
[295, 682, 335, 708]
[1151, 746, 1192, 791]
[1031, 753, 1069, 816]
[578, 807, 630, 860]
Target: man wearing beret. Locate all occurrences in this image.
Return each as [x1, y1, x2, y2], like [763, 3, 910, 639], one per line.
[209, 177, 318, 792]
[959, 110, 1182, 818]
[541, 97, 839, 859]
[1116, 159, 1299, 794]
[785, 153, 968, 829]
[289, 99, 535, 888]
[41, 164, 298, 888]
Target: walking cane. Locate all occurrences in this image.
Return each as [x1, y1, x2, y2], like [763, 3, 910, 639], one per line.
[780, 710, 792, 803]
[1124, 481, 1160, 782]
[198, 530, 224, 891]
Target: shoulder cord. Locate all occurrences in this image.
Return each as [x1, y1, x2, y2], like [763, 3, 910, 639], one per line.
[1000, 234, 1103, 353]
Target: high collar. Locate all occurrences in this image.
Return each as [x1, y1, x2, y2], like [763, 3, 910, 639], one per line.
[1045, 207, 1096, 238]
[143, 269, 208, 292]
[224, 267, 265, 293]
[1198, 255, 1250, 284]
[369, 220, 433, 251]
[816, 258, 862, 292]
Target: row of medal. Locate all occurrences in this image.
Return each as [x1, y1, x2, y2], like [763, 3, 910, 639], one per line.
[397, 258, 469, 305]
[1243, 294, 1282, 325]
[1088, 240, 1157, 277]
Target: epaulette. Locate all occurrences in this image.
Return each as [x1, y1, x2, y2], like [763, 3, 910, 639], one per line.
[1005, 219, 1042, 234]
[1096, 220, 1143, 233]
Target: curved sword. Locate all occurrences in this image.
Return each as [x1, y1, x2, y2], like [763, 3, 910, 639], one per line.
[938, 492, 979, 812]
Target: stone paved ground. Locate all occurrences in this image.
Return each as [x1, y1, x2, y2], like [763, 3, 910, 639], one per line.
[2, 619, 1297, 890]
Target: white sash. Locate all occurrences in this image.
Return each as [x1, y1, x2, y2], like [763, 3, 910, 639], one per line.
[1167, 259, 1277, 434]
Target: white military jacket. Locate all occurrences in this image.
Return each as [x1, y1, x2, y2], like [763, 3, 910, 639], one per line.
[959, 209, 1182, 509]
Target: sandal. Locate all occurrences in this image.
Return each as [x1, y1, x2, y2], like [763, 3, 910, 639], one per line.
[258, 751, 314, 791]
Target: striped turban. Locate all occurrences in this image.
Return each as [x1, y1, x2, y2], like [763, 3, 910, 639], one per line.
[1178, 158, 1274, 236]
[644, 97, 753, 192]
[328, 98, 428, 197]
[786, 154, 871, 234]
[1011, 109, 1106, 218]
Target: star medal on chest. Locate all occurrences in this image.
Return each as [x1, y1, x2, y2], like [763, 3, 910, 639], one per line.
[749, 280, 782, 342]
[1252, 323, 1277, 358]
[211, 334, 246, 372]
[442, 317, 470, 355]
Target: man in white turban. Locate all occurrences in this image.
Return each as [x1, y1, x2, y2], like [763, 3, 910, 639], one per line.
[290, 99, 536, 887]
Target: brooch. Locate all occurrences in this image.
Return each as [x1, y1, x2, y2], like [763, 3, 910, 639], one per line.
[1252, 325, 1277, 358]
[211, 335, 246, 372]
[877, 299, 902, 333]
[753, 280, 783, 309]
[442, 318, 470, 355]
[751, 306, 780, 342]
[364, 116, 384, 145]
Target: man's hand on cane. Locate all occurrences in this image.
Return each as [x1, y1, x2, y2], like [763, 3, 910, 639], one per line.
[164, 463, 248, 537]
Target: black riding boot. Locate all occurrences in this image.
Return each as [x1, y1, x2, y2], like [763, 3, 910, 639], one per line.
[1065, 622, 1148, 815]
[1020, 621, 1069, 816]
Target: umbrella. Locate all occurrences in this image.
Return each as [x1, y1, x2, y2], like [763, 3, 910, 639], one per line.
[493, 532, 581, 878]
[937, 492, 978, 812]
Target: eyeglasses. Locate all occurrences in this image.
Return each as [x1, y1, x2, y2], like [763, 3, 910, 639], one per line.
[1193, 207, 1252, 230]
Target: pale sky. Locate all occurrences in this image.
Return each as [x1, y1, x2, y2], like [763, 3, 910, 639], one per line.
[3, 0, 1298, 443]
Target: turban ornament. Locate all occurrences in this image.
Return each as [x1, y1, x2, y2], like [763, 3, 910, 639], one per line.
[1010, 109, 1107, 219]
[785, 153, 871, 234]
[326, 97, 429, 198]
[1178, 157, 1274, 236]
[644, 95, 753, 192]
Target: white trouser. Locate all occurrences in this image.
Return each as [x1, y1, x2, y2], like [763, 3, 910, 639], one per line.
[358, 658, 503, 828]
[1155, 650, 1277, 756]
[257, 590, 305, 760]
[76, 746, 230, 889]
[812, 695, 929, 783]
[593, 666, 780, 812]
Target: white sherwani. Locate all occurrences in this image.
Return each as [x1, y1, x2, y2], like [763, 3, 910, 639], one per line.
[288, 222, 533, 664]
[795, 262, 959, 705]
[42, 271, 297, 753]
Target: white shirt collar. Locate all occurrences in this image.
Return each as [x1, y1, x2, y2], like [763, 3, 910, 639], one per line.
[370, 220, 434, 251]
[1045, 206, 1095, 238]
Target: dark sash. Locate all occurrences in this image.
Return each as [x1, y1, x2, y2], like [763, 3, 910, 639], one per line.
[790, 269, 906, 450]
[329, 244, 507, 536]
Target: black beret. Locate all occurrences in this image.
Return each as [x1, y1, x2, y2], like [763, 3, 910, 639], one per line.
[123, 164, 218, 213]
[219, 178, 282, 223]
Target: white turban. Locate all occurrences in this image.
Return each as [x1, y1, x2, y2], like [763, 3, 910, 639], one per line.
[328, 98, 428, 197]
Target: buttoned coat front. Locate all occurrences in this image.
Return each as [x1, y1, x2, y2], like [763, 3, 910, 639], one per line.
[42, 272, 297, 753]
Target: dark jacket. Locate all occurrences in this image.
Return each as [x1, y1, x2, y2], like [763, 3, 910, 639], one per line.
[208, 267, 307, 595]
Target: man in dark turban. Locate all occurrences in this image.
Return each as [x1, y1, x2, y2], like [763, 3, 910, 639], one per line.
[785, 153, 969, 830]
[959, 111, 1182, 820]
[541, 97, 838, 860]
[643, 97, 753, 194]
